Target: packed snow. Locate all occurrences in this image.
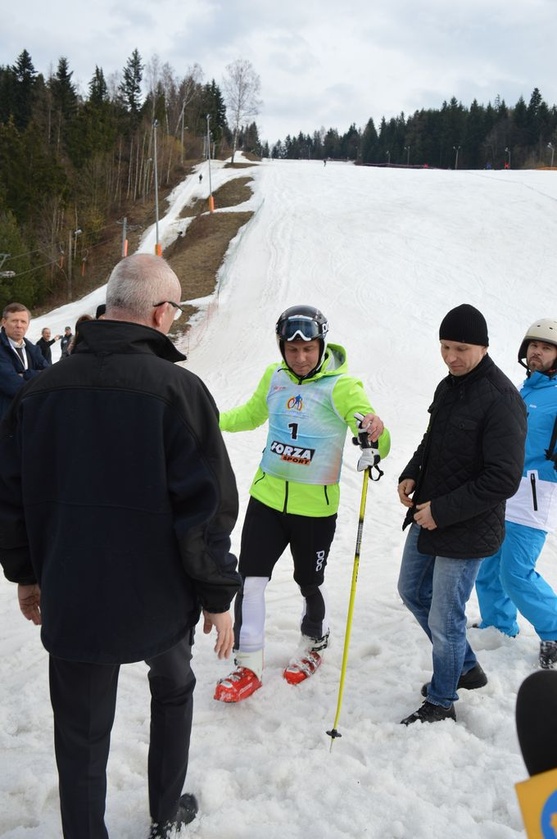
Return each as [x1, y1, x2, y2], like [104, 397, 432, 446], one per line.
[2, 156, 557, 838]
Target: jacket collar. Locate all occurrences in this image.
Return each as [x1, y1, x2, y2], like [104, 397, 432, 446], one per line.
[280, 342, 347, 384]
[0, 327, 32, 350]
[447, 353, 492, 386]
[72, 319, 186, 363]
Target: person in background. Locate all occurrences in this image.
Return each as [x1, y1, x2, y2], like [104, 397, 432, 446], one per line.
[397, 304, 526, 725]
[35, 327, 61, 364]
[0, 302, 49, 422]
[475, 319, 557, 668]
[214, 304, 390, 703]
[67, 314, 93, 354]
[60, 326, 73, 358]
[0, 253, 241, 838]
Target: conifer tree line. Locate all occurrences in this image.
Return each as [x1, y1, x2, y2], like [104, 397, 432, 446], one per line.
[0, 49, 263, 309]
[272, 89, 557, 172]
[1, 45, 556, 312]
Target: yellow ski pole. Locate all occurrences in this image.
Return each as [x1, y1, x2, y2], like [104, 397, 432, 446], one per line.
[326, 465, 371, 748]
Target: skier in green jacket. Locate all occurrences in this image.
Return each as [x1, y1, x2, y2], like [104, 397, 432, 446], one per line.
[214, 305, 391, 702]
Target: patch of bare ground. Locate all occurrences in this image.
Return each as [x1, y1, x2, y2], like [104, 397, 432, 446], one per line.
[36, 160, 257, 329]
[164, 173, 255, 333]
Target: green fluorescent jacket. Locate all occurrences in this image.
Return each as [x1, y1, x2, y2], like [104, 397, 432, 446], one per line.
[220, 343, 391, 516]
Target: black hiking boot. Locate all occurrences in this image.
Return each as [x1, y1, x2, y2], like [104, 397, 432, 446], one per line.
[148, 793, 199, 838]
[539, 641, 557, 670]
[401, 700, 456, 726]
[421, 662, 487, 697]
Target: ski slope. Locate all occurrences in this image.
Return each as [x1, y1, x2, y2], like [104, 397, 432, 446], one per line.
[3, 159, 557, 838]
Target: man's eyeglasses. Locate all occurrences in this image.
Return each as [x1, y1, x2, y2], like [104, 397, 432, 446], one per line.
[153, 301, 186, 321]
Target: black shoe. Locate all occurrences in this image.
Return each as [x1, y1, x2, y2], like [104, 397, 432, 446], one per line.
[148, 794, 199, 838]
[421, 662, 487, 697]
[401, 700, 456, 726]
[539, 641, 557, 670]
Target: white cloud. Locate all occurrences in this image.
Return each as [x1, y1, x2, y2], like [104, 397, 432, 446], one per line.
[2, 0, 556, 142]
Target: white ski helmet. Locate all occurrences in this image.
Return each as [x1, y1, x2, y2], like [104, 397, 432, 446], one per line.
[518, 318, 557, 368]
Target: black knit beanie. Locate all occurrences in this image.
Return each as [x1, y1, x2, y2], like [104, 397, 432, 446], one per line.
[439, 304, 489, 347]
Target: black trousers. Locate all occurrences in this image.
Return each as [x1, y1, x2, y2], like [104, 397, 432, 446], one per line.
[49, 633, 195, 839]
[236, 497, 337, 641]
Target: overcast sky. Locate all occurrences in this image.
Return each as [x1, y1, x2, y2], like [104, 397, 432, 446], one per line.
[2, 0, 556, 144]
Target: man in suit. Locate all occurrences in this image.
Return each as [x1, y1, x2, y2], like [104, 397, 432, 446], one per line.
[0, 302, 49, 422]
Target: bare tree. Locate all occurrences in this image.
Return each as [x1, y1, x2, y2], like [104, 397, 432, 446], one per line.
[222, 59, 262, 163]
[145, 54, 162, 120]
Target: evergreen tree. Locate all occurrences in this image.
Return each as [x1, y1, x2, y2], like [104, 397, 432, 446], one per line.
[312, 129, 324, 160]
[0, 65, 17, 125]
[49, 57, 78, 121]
[119, 49, 144, 121]
[526, 87, 543, 142]
[462, 99, 486, 169]
[512, 96, 529, 149]
[361, 117, 378, 164]
[340, 123, 360, 160]
[323, 128, 341, 159]
[89, 66, 108, 106]
[11, 50, 37, 129]
[0, 209, 35, 307]
[439, 98, 466, 168]
[201, 80, 227, 147]
[240, 121, 260, 154]
[66, 70, 120, 169]
[282, 134, 296, 158]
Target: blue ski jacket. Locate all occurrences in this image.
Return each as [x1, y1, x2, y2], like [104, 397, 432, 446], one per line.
[506, 371, 557, 532]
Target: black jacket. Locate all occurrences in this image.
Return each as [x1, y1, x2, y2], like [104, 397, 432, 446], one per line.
[35, 336, 56, 364]
[400, 355, 526, 558]
[0, 319, 241, 663]
[0, 328, 49, 421]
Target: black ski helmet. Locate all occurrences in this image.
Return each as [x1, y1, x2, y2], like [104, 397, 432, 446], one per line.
[518, 318, 557, 370]
[275, 305, 329, 378]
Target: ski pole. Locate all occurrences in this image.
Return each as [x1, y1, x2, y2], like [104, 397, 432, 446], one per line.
[326, 465, 371, 748]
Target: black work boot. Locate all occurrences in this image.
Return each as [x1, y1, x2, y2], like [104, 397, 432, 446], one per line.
[148, 793, 199, 838]
[421, 662, 487, 697]
[401, 700, 456, 726]
[539, 641, 557, 670]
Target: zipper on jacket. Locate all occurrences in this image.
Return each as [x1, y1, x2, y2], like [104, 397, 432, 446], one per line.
[324, 485, 330, 506]
[530, 472, 538, 511]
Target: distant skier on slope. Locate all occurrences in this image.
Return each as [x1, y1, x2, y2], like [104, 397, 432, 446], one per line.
[214, 304, 391, 702]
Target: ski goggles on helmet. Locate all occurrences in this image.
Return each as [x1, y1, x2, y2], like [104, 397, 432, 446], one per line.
[276, 316, 327, 342]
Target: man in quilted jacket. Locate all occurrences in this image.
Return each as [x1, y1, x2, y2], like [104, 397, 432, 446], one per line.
[397, 304, 526, 725]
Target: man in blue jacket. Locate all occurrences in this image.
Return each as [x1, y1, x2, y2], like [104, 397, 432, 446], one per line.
[0, 254, 241, 839]
[0, 302, 49, 421]
[475, 318, 557, 668]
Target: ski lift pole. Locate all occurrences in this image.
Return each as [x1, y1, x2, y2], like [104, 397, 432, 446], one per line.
[326, 465, 371, 749]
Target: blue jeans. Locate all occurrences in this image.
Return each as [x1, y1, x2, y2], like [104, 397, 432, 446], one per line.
[398, 524, 482, 707]
[475, 521, 557, 639]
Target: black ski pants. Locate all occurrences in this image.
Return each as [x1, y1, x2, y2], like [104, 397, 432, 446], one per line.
[236, 497, 337, 641]
[49, 632, 195, 839]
